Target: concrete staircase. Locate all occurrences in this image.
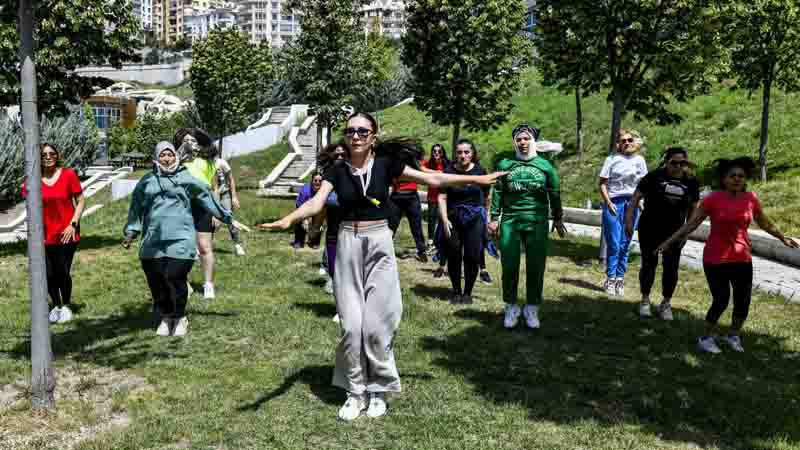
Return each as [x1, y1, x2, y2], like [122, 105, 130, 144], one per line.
[259, 116, 322, 198]
[267, 106, 292, 125]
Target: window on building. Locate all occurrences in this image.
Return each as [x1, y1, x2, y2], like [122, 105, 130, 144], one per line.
[92, 106, 121, 130]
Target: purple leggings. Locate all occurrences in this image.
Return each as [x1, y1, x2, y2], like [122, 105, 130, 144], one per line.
[326, 240, 337, 277]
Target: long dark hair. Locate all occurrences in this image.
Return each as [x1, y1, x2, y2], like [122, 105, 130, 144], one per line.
[40, 143, 61, 170]
[712, 157, 756, 191]
[317, 141, 350, 173]
[346, 112, 423, 169]
[454, 138, 480, 164]
[426, 143, 449, 169]
[173, 127, 216, 159]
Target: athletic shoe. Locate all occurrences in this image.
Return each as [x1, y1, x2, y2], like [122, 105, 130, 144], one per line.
[58, 306, 73, 324]
[338, 392, 367, 421]
[49, 307, 61, 324]
[234, 244, 246, 256]
[461, 294, 473, 305]
[332, 314, 340, 323]
[366, 393, 388, 418]
[658, 301, 674, 321]
[721, 335, 744, 352]
[503, 304, 521, 329]
[318, 266, 328, 276]
[697, 336, 722, 354]
[479, 270, 492, 284]
[449, 293, 463, 305]
[433, 267, 445, 278]
[173, 317, 189, 337]
[324, 278, 334, 294]
[615, 279, 625, 297]
[604, 278, 616, 296]
[203, 282, 215, 300]
[639, 300, 652, 317]
[187, 282, 194, 297]
[291, 242, 303, 249]
[156, 319, 171, 336]
[415, 253, 428, 263]
[522, 305, 540, 329]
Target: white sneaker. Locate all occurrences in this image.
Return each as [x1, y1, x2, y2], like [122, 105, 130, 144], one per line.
[615, 279, 625, 297]
[338, 393, 366, 421]
[658, 301, 673, 321]
[324, 278, 334, 294]
[698, 336, 722, 354]
[332, 314, 340, 323]
[234, 244, 246, 256]
[58, 306, 73, 323]
[187, 282, 194, 297]
[639, 300, 652, 317]
[604, 278, 616, 296]
[172, 317, 189, 337]
[318, 266, 328, 276]
[203, 282, 215, 300]
[49, 307, 61, 324]
[503, 304, 521, 329]
[522, 305, 540, 329]
[721, 335, 744, 352]
[156, 319, 171, 336]
[366, 393, 388, 418]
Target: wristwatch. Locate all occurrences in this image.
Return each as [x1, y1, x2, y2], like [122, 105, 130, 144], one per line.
[71, 221, 79, 228]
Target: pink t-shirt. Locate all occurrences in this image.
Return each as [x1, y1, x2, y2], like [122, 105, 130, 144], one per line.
[701, 191, 761, 264]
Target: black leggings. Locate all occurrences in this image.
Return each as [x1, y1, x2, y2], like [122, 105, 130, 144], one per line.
[141, 258, 194, 320]
[389, 191, 427, 255]
[703, 262, 753, 324]
[45, 243, 78, 307]
[445, 216, 484, 296]
[638, 233, 682, 299]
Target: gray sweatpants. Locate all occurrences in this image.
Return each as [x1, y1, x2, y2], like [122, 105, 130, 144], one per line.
[218, 194, 241, 244]
[332, 221, 403, 395]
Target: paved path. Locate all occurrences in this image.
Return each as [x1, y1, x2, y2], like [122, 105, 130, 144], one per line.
[564, 222, 800, 303]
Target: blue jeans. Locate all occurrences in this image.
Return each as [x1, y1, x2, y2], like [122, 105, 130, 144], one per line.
[602, 195, 639, 279]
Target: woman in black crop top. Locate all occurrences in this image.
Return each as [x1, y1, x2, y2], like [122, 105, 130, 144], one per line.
[260, 112, 505, 422]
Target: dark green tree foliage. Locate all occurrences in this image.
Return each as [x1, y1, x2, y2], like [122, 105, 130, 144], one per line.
[536, 0, 725, 152]
[189, 28, 273, 140]
[106, 111, 188, 159]
[0, 0, 141, 116]
[402, 0, 532, 150]
[724, 0, 800, 181]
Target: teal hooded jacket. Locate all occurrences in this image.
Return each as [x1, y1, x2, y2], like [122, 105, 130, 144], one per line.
[124, 166, 233, 260]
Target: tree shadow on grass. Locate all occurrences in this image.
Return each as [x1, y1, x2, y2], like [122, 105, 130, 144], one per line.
[293, 302, 336, 319]
[425, 294, 800, 449]
[0, 234, 123, 257]
[557, 277, 605, 293]
[410, 284, 452, 301]
[548, 238, 600, 265]
[237, 365, 340, 411]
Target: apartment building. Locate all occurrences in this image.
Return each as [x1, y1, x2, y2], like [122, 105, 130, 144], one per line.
[184, 5, 238, 43]
[132, 0, 154, 31]
[153, 0, 187, 45]
[236, 0, 301, 47]
[361, 0, 406, 40]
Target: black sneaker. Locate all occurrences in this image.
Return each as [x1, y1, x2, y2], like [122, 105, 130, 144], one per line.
[461, 294, 473, 305]
[479, 270, 492, 284]
[415, 253, 428, 263]
[449, 293, 463, 305]
[433, 267, 445, 278]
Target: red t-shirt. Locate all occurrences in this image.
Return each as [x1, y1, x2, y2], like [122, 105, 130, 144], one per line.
[21, 168, 83, 246]
[421, 159, 446, 203]
[701, 191, 761, 264]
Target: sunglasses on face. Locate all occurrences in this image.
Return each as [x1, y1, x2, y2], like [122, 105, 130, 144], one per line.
[620, 138, 635, 144]
[334, 153, 345, 159]
[456, 150, 472, 155]
[41, 152, 57, 159]
[344, 127, 373, 138]
[668, 160, 688, 167]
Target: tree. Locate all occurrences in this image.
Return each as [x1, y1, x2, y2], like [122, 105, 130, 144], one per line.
[536, 0, 725, 153]
[724, 0, 800, 181]
[0, 0, 141, 116]
[282, 0, 385, 151]
[402, 0, 532, 151]
[190, 28, 273, 153]
[145, 48, 162, 65]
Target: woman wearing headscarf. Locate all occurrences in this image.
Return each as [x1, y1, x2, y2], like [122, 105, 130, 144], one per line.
[489, 124, 566, 329]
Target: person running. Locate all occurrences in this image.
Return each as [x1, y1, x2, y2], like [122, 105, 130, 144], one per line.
[490, 124, 566, 329]
[259, 112, 504, 421]
[598, 129, 648, 297]
[290, 173, 323, 249]
[214, 155, 245, 256]
[439, 138, 490, 305]
[388, 155, 428, 262]
[176, 128, 220, 300]
[123, 142, 245, 337]
[657, 157, 798, 353]
[626, 147, 699, 320]
[421, 144, 448, 254]
[22, 143, 85, 324]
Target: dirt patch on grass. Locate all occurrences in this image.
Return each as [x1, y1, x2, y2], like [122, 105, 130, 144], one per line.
[0, 364, 152, 450]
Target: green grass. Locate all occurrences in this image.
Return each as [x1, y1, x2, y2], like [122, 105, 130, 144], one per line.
[376, 70, 800, 235]
[130, 80, 194, 101]
[2, 146, 800, 450]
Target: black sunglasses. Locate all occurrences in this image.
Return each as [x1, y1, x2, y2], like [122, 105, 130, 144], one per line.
[344, 127, 372, 138]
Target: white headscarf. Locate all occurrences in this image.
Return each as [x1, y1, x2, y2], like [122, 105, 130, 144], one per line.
[153, 141, 179, 175]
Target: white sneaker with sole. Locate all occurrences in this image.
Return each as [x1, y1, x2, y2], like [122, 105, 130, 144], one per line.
[58, 306, 73, 323]
[234, 244, 246, 256]
[318, 266, 328, 276]
[203, 283, 215, 300]
[639, 300, 652, 317]
[615, 279, 625, 297]
[324, 278, 334, 294]
[338, 393, 366, 421]
[604, 278, 616, 296]
[172, 317, 189, 337]
[658, 301, 673, 321]
[366, 393, 388, 418]
[49, 307, 61, 324]
[522, 305, 540, 329]
[721, 335, 744, 352]
[156, 319, 171, 336]
[332, 314, 340, 323]
[187, 282, 194, 297]
[503, 304, 521, 329]
[698, 336, 722, 354]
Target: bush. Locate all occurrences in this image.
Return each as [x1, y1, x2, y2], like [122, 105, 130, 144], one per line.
[351, 65, 412, 113]
[0, 106, 100, 200]
[106, 111, 188, 158]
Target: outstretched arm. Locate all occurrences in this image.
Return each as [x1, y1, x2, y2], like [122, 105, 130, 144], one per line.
[259, 181, 334, 230]
[400, 166, 506, 188]
[755, 209, 799, 248]
[656, 207, 708, 253]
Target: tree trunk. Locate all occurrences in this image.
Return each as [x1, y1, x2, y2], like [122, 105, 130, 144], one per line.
[315, 117, 324, 171]
[608, 87, 624, 154]
[575, 87, 584, 154]
[19, 0, 56, 411]
[759, 77, 772, 182]
[451, 121, 461, 155]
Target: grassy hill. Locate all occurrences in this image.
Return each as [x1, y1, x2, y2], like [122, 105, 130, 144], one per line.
[375, 71, 800, 235]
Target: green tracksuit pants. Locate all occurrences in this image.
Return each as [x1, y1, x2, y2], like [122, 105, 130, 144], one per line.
[499, 219, 549, 305]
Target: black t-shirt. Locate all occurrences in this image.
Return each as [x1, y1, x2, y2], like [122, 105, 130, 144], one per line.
[323, 156, 406, 221]
[443, 163, 487, 207]
[637, 168, 700, 232]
